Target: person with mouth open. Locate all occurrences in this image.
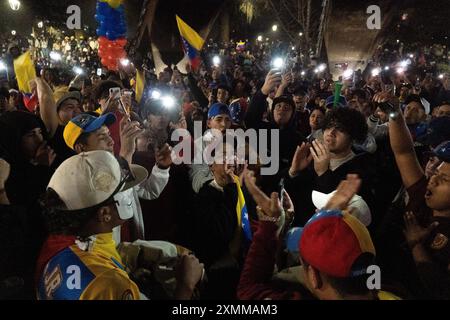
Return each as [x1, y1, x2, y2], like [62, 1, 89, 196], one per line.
[374, 91, 450, 300]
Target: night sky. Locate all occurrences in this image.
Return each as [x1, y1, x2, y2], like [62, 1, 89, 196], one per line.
[2, 0, 449, 45]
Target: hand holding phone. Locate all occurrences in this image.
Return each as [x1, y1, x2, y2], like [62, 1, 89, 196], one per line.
[278, 178, 285, 203]
[109, 87, 121, 101]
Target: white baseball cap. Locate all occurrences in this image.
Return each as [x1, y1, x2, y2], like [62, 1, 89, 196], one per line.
[311, 190, 372, 226]
[47, 150, 148, 211]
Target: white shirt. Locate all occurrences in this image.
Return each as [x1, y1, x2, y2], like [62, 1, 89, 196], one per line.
[329, 151, 356, 171]
[112, 165, 170, 244]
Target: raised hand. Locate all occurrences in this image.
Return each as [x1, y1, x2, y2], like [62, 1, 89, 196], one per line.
[33, 142, 56, 167]
[119, 116, 143, 164]
[289, 142, 313, 176]
[280, 72, 293, 87]
[261, 70, 282, 95]
[155, 143, 173, 169]
[324, 174, 361, 210]
[175, 254, 204, 299]
[403, 211, 439, 249]
[244, 170, 282, 219]
[373, 92, 400, 112]
[310, 139, 330, 176]
[282, 189, 295, 221]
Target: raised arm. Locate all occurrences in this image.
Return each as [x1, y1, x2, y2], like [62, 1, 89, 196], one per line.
[34, 78, 59, 137]
[186, 71, 209, 109]
[274, 73, 292, 98]
[374, 92, 424, 188]
[245, 70, 282, 129]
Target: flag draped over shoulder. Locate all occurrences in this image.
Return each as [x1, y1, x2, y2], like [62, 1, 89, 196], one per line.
[175, 15, 204, 70]
[13, 51, 36, 94]
[229, 175, 252, 258]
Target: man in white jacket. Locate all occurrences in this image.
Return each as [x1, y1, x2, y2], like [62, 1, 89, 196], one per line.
[189, 102, 232, 193]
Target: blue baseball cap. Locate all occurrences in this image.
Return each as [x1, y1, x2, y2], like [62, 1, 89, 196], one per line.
[432, 140, 450, 163]
[285, 227, 303, 253]
[208, 102, 231, 119]
[64, 113, 116, 150]
[417, 117, 450, 148]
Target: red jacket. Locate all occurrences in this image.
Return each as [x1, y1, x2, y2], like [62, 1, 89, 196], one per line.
[237, 221, 303, 300]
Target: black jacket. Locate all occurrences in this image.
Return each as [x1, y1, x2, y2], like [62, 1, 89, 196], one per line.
[245, 90, 304, 197]
[245, 90, 303, 168]
[190, 182, 239, 268]
[285, 151, 376, 227]
[186, 73, 209, 110]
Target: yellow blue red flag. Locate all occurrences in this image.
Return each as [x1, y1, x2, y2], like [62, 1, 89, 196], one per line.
[235, 176, 252, 242]
[176, 15, 204, 70]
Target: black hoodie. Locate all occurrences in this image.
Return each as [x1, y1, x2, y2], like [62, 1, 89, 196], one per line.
[0, 111, 54, 206]
[244, 90, 304, 198]
[245, 90, 304, 171]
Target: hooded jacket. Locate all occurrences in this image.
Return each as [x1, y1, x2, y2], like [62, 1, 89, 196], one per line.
[245, 90, 304, 171]
[0, 111, 54, 206]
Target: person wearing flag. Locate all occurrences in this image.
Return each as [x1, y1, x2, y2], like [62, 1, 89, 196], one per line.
[190, 139, 252, 299]
[11, 50, 38, 113]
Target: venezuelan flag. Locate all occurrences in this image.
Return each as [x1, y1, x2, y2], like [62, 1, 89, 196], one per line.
[236, 179, 252, 243]
[176, 15, 204, 70]
[229, 175, 252, 258]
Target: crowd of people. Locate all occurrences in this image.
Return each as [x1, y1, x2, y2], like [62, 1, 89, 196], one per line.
[1, 28, 101, 75]
[0, 25, 449, 301]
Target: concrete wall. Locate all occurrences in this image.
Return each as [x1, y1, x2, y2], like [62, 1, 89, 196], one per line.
[324, 0, 395, 78]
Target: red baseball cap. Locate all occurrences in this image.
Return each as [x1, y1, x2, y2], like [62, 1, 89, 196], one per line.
[299, 209, 376, 278]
